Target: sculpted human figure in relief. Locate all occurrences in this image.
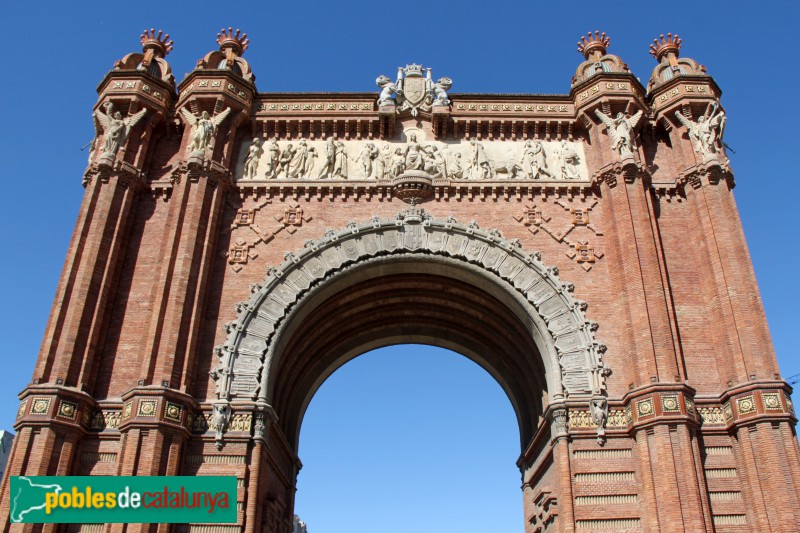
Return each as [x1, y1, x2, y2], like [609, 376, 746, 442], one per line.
[263, 138, 281, 179]
[287, 140, 311, 178]
[468, 140, 493, 179]
[520, 140, 551, 180]
[332, 140, 348, 179]
[594, 109, 643, 158]
[446, 149, 463, 180]
[93, 102, 147, 157]
[374, 143, 391, 180]
[243, 138, 263, 179]
[279, 144, 295, 177]
[674, 102, 726, 157]
[179, 107, 232, 154]
[404, 134, 424, 171]
[317, 138, 337, 179]
[558, 140, 581, 180]
[390, 148, 405, 178]
[356, 142, 379, 179]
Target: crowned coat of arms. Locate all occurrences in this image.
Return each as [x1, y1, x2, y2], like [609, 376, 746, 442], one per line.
[376, 64, 453, 116]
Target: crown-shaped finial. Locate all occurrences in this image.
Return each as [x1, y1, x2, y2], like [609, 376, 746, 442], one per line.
[577, 31, 610, 59]
[140, 28, 173, 57]
[650, 33, 682, 61]
[217, 27, 249, 56]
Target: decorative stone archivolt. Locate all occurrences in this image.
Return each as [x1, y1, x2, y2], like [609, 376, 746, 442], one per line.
[235, 137, 588, 182]
[213, 208, 609, 412]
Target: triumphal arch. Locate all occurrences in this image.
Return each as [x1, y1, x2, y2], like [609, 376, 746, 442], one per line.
[2, 28, 799, 532]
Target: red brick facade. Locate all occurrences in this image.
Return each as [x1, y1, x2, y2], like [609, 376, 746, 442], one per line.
[1, 29, 799, 533]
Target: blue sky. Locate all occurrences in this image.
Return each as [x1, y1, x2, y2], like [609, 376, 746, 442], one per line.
[1, 1, 798, 531]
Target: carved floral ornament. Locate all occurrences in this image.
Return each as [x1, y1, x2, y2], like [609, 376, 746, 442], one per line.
[210, 208, 610, 447]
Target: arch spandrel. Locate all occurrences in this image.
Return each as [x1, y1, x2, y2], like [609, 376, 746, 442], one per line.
[212, 207, 610, 446]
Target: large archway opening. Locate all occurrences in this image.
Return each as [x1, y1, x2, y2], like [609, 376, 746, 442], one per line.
[215, 213, 608, 533]
[267, 256, 551, 450]
[294, 345, 521, 532]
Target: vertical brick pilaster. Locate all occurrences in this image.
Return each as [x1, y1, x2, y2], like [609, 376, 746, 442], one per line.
[553, 438, 574, 533]
[138, 173, 228, 391]
[244, 441, 264, 533]
[700, 179, 778, 379]
[635, 429, 662, 531]
[683, 425, 714, 531]
[36, 174, 141, 390]
[649, 425, 686, 528]
[600, 172, 680, 384]
[682, 183, 746, 384]
[732, 425, 772, 530]
[670, 424, 711, 531]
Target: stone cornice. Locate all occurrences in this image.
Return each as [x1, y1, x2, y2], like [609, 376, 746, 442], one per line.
[96, 70, 176, 108]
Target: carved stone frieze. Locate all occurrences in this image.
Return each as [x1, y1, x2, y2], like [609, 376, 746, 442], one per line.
[235, 137, 589, 183]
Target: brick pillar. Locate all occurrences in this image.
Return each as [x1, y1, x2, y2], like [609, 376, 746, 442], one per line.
[0, 425, 83, 532]
[36, 170, 144, 389]
[244, 413, 267, 533]
[732, 421, 800, 531]
[550, 409, 574, 533]
[596, 165, 681, 385]
[137, 168, 229, 390]
[681, 170, 779, 382]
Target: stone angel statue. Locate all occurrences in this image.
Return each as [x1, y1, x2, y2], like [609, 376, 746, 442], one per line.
[179, 107, 232, 154]
[93, 103, 148, 157]
[594, 109, 643, 158]
[674, 102, 726, 157]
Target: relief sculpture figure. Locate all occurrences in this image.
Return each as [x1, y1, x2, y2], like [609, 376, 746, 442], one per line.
[374, 143, 391, 180]
[445, 149, 463, 180]
[287, 140, 311, 178]
[317, 138, 337, 179]
[390, 148, 405, 178]
[594, 109, 643, 158]
[332, 140, 348, 179]
[279, 144, 295, 178]
[520, 140, 551, 179]
[468, 140, 494, 180]
[404, 134, 424, 171]
[263, 138, 281, 179]
[93, 102, 147, 157]
[558, 141, 581, 180]
[179, 107, 232, 154]
[674, 102, 726, 157]
[356, 142, 379, 179]
[243, 138, 263, 179]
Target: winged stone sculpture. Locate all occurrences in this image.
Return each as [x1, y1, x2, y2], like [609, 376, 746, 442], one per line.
[594, 109, 643, 158]
[93, 103, 148, 157]
[674, 102, 726, 157]
[179, 107, 232, 154]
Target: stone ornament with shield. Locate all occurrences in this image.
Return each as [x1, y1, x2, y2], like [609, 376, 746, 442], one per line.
[376, 64, 452, 115]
